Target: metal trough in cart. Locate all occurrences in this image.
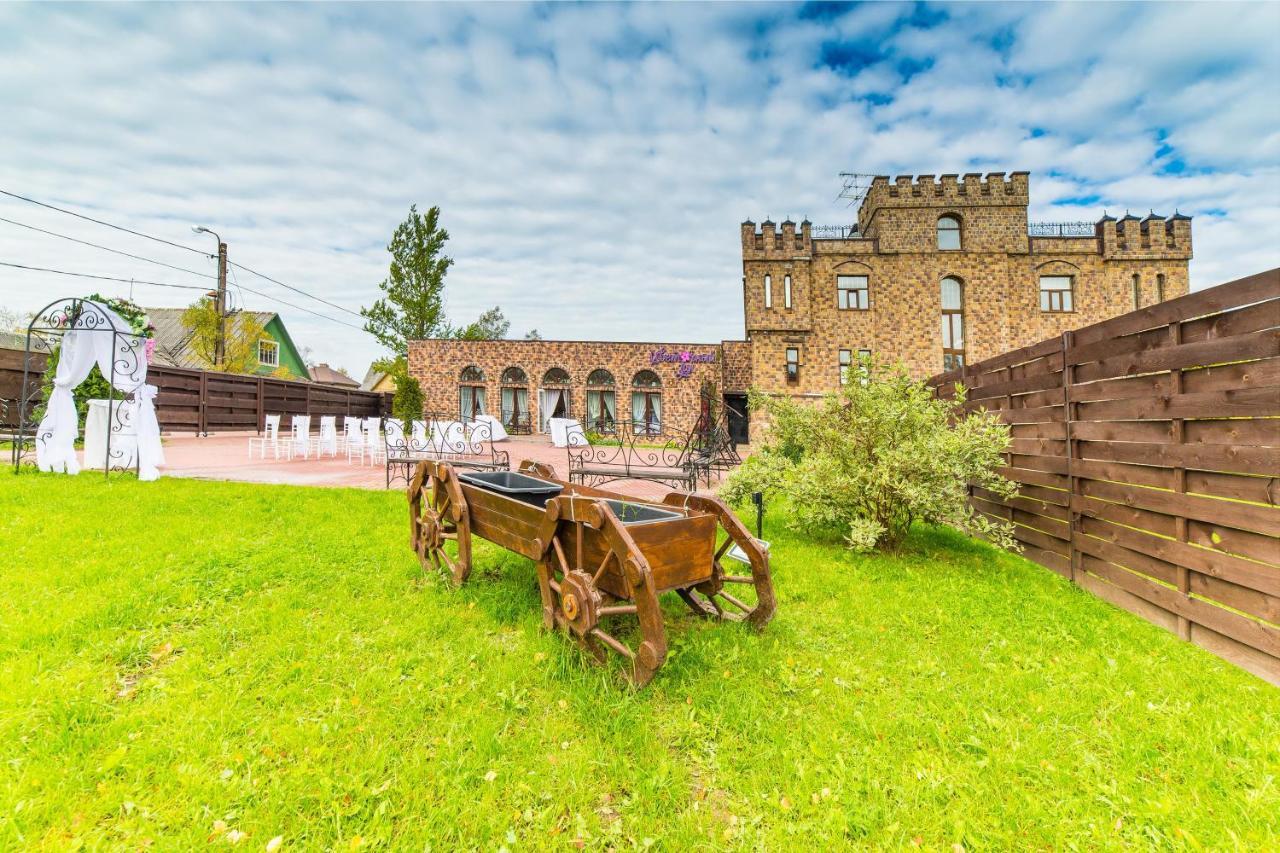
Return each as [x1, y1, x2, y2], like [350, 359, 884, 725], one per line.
[408, 459, 776, 687]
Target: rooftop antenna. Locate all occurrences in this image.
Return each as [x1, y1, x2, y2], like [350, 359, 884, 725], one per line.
[837, 172, 876, 207]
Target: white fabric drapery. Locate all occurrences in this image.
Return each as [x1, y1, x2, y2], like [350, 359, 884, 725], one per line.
[35, 301, 165, 480]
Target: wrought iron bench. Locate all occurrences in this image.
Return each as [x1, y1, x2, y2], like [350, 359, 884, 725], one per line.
[384, 414, 509, 488]
[565, 420, 702, 491]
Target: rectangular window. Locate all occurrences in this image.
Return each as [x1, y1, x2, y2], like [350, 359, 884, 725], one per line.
[784, 274, 792, 309]
[1132, 274, 1142, 309]
[258, 340, 279, 367]
[1156, 273, 1165, 302]
[1039, 275, 1074, 312]
[857, 348, 872, 385]
[764, 274, 772, 309]
[839, 349, 851, 385]
[785, 347, 799, 382]
[837, 275, 869, 310]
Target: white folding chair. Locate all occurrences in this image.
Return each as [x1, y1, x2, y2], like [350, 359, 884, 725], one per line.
[248, 414, 283, 459]
[288, 414, 312, 460]
[313, 415, 338, 458]
[363, 417, 384, 465]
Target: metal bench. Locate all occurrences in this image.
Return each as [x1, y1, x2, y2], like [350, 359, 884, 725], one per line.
[384, 413, 509, 488]
[565, 420, 701, 491]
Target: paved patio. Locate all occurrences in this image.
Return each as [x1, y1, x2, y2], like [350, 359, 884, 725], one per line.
[149, 431, 729, 500]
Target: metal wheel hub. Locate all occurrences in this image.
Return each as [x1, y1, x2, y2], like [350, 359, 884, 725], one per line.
[559, 570, 601, 636]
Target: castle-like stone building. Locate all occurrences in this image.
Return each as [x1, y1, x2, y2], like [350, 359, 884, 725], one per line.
[410, 171, 1191, 443]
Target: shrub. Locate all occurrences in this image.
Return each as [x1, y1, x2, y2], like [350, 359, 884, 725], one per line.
[391, 371, 425, 422]
[722, 358, 1018, 552]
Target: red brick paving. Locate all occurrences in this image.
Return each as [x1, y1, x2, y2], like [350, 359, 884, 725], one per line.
[151, 432, 729, 500]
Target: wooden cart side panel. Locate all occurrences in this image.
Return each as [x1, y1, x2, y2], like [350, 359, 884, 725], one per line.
[571, 514, 716, 597]
[459, 484, 551, 561]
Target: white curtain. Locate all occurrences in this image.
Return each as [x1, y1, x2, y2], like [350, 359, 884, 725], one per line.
[35, 301, 165, 480]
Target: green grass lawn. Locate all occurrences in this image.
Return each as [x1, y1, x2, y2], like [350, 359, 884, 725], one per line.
[1, 469, 1276, 850]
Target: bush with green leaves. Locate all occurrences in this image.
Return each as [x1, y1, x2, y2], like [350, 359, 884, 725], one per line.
[722, 359, 1018, 552]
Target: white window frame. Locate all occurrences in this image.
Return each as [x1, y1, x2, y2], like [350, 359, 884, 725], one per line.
[764, 274, 772, 309]
[783, 274, 792, 309]
[1038, 275, 1074, 312]
[258, 339, 279, 367]
[937, 215, 961, 250]
[837, 275, 869, 310]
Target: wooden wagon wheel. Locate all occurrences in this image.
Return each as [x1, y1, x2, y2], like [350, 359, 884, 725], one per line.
[407, 461, 473, 585]
[662, 493, 776, 629]
[534, 497, 668, 688]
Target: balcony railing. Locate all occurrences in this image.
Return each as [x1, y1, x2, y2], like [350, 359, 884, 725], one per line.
[1028, 221, 1095, 237]
[811, 224, 860, 239]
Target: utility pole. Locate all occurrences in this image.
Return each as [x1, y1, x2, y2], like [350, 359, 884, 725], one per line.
[215, 239, 228, 366]
[193, 226, 227, 367]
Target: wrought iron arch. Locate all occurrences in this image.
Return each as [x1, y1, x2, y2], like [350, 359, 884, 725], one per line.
[541, 367, 571, 386]
[586, 368, 615, 386]
[500, 366, 527, 385]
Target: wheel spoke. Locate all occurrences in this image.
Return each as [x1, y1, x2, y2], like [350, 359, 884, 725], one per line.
[589, 628, 636, 660]
[718, 591, 751, 612]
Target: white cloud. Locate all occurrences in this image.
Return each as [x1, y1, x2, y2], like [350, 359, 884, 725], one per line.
[0, 2, 1276, 373]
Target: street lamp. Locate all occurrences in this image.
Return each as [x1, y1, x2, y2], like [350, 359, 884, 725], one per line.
[192, 226, 228, 367]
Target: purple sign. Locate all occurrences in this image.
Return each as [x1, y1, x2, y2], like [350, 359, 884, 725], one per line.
[650, 347, 716, 378]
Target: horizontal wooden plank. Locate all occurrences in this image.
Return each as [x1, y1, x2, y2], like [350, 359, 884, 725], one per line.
[1081, 553, 1280, 658]
[1184, 418, 1279, 447]
[1190, 574, 1280, 626]
[1008, 421, 1068, 440]
[1181, 297, 1280, 346]
[1020, 544, 1072, 578]
[1187, 519, 1279, 567]
[1075, 528, 1180, 586]
[1072, 457, 1174, 490]
[1186, 470, 1278, 505]
[1077, 513, 1279, 595]
[1075, 440, 1279, 477]
[1077, 567, 1180, 634]
[1073, 493, 1178, 538]
[997, 405, 1066, 424]
[1073, 329, 1279, 384]
[973, 485, 1070, 520]
[1191, 624, 1280, 686]
[964, 369, 1065, 401]
[1074, 386, 1279, 422]
[1080, 478, 1279, 537]
[1070, 420, 1174, 443]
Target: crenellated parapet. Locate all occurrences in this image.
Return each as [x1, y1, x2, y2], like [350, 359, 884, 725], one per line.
[1096, 210, 1192, 259]
[857, 171, 1030, 237]
[741, 217, 812, 258]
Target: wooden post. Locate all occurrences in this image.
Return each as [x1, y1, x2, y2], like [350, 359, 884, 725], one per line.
[256, 377, 265, 434]
[1169, 319, 1191, 640]
[198, 370, 208, 437]
[1062, 331, 1077, 584]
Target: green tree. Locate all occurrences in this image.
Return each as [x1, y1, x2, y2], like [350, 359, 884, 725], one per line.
[361, 204, 453, 358]
[722, 357, 1018, 552]
[454, 306, 510, 341]
[180, 299, 268, 375]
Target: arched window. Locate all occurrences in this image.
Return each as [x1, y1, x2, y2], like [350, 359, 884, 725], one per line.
[941, 276, 965, 371]
[631, 371, 662, 434]
[459, 366, 486, 420]
[585, 370, 617, 433]
[1132, 273, 1142, 309]
[499, 367, 529, 433]
[763, 274, 773, 309]
[1156, 273, 1166, 303]
[937, 215, 961, 250]
[541, 367, 570, 386]
[632, 369, 662, 388]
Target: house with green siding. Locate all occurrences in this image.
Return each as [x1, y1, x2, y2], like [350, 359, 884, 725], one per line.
[145, 307, 310, 380]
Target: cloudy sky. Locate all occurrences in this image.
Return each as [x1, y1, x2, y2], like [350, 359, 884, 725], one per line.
[1, 2, 1277, 374]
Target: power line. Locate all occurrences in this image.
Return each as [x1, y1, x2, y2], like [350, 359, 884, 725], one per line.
[0, 215, 217, 281]
[229, 260, 365, 319]
[1, 187, 367, 321]
[0, 258, 366, 330]
[0, 188, 209, 257]
[0, 260, 209, 291]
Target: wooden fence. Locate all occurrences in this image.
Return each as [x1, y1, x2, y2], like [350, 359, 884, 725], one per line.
[0, 351, 391, 434]
[929, 269, 1279, 685]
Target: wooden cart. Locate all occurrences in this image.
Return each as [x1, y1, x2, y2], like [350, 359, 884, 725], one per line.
[407, 459, 775, 687]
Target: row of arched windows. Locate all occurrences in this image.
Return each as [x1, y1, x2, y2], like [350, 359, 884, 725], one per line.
[459, 366, 661, 388]
[456, 366, 663, 434]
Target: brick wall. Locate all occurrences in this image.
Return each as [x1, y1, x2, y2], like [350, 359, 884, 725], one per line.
[407, 339, 722, 437]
